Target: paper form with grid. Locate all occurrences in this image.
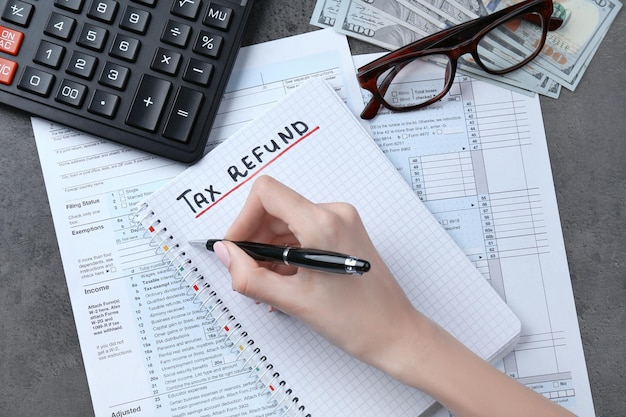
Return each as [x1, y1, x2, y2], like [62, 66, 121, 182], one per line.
[138, 78, 521, 416]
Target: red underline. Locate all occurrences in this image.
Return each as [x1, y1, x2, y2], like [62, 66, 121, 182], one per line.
[195, 125, 321, 219]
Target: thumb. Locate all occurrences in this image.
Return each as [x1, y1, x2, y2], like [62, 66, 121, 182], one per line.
[214, 240, 297, 308]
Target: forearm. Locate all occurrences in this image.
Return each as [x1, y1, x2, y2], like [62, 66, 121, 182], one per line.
[388, 315, 576, 417]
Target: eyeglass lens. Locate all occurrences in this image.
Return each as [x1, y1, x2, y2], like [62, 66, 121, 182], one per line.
[376, 11, 546, 110]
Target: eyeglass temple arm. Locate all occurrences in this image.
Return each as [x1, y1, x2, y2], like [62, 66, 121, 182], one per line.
[360, 9, 563, 73]
[548, 17, 563, 30]
[425, 14, 563, 50]
[527, 15, 564, 30]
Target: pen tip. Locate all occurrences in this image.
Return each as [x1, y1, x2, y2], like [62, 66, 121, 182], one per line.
[188, 239, 221, 251]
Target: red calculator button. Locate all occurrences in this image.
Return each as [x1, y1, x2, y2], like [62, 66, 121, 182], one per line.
[0, 25, 24, 55]
[0, 56, 18, 85]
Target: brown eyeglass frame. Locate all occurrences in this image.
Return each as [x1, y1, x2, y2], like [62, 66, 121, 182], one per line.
[357, 0, 563, 120]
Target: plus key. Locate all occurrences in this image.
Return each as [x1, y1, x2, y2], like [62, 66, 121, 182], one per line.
[126, 75, 171, 132]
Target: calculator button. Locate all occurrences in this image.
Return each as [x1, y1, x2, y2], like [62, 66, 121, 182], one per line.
[66, 51, 98, 79]
[0, 56, 18, 85]
[171, 0, 201, 20]
[54, 0, 86, 13]
[45, 12, 77, 40]
[18, 67, 55, 97]
[87, 0, 119, 23]
[163, 87, 204, 143]
[193, 31, 222, 58]
[88, 90, 120, 118]
[151, 47, 182, 75]
[133, 0, 156, 6]
[77, 23, 109, 51]
[0, 25, 24, 55]
[55, 79, 87, 108]
[2, 0, 34, 27]
[203, 4, 233, 31]
[161, 20, 191, 48]
[110, 33, 140, 61]
[34, 41, 66, 69]
[98, 61, 129, 89]
[127, 74, 171, 132]
[119, 6, 150, 34]
[183, 58, 212, 86]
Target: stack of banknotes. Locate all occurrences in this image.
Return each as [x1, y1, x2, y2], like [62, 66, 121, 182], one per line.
[311, 0, 622, 98]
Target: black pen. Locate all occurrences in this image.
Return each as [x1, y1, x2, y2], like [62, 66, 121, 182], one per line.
[188, 239, 370, 275]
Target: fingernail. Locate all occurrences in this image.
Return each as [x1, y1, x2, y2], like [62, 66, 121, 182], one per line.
[213, 241, 231, 268]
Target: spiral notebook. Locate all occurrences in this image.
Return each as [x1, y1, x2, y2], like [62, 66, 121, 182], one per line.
[135, 78, 521, 416]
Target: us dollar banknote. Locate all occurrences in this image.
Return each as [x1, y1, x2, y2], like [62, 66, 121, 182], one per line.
[310, 0, 343, 28]
[482, 0, 622, 90]
[365, 0, 449, 35]
[399, 0, 480, 24]
[334, 0, 425, 49]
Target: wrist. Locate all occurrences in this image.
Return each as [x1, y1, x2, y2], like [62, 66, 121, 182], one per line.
[371, 309, 441, 390]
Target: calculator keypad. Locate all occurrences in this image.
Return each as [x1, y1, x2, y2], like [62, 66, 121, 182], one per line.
[0, 0, 255, 163]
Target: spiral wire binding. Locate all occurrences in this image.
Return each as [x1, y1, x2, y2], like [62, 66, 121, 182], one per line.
[132, 205, 308, 416]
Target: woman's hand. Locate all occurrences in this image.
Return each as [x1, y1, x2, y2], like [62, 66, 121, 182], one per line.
[214, 175, 577, 417]
[213, 175, 434, 381]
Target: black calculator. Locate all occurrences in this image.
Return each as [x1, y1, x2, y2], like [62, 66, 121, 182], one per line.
[0, 0, 254, 163]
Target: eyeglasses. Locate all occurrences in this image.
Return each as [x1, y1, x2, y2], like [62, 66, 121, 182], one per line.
[357, 0, 563, 120]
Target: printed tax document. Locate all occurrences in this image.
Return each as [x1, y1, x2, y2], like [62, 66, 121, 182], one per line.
[32, 29, 593, 416]
[352, 53, 594, 417]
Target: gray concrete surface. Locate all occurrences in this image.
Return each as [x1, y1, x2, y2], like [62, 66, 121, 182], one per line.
[1, 1, 624, 415]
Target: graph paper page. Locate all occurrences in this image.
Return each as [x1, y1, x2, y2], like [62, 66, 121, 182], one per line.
[141, 79, 520, 416]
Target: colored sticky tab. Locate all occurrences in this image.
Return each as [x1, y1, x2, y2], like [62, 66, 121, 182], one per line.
[0, 57, 17, 85]
[0, 26, 24, 55]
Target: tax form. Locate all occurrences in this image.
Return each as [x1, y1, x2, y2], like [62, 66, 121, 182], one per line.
[32, 28, 593, 417]
[352, 53, 594, 417]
